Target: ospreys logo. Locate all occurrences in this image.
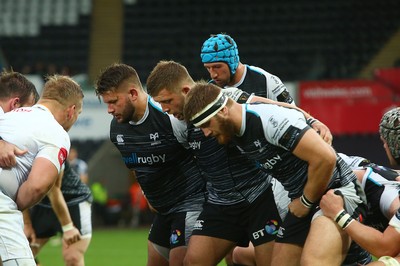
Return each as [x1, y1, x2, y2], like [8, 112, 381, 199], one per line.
[150, 132, 159, 141]
[254, 139, 262, 148]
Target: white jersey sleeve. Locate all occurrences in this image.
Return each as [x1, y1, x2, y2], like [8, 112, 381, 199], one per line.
[248, 66, 294, 104]
[245, 104, 308, 151]
[170, 115, 189, 147]
[223, 87, 254, 103]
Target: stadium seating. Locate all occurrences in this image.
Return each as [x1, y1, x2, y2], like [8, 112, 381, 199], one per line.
[122, 0, 400, 81]
[1, 0, 399, 80]
[0, 0, 91, 74]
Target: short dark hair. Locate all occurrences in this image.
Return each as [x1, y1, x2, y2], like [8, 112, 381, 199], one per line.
[0, 70, 38, 105]
[95, 63, 143, 96]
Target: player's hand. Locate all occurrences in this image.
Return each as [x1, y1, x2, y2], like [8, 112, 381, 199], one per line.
[0, 140, 28, 168]
[24, 222, 38, 248]
[311, 121, 333, 145]
[320, 189, 345, 219]
[288, 197, 311, 218]
[62, 227, 81, 247]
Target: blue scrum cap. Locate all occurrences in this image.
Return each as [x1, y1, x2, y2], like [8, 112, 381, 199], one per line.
[200, 34, 240, 75]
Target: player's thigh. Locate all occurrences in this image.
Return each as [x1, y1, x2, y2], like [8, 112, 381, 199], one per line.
[254, 240, 275, 266]
[169, 246, 187, 266]
[233, 243, 256, 266]
[184, 235, 235, 265]
[302, 215, 350, 265]
[147, 240, 169, 266]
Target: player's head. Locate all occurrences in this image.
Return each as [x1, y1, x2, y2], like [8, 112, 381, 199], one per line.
[184, 81, 235, 144]
[95, 63, 144, 123]
[0, 70, 38, 112]
[41, 75, 84, 131]
[95, 63, 144, 96]
[201, 33, 240, 76]
[379, 107, 400, 165]
[147, 61, 195, 120]
[147, 60, 194, 96]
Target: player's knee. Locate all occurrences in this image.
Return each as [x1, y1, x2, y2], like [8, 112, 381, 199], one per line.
[63, 251, 83, 266]
[183, 252, 201, 266]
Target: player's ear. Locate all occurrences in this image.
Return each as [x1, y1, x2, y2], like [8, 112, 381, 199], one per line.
[221, 106, 228, 116]
[67, 105, 76, 120]
[129, 86, 139, 99]
[11, 97, 21, 109]
[182, 86, 190, 95]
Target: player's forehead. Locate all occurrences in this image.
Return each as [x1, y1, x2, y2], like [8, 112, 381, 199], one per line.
[204, 62, 226, 68]
[155, 88, 180, 101]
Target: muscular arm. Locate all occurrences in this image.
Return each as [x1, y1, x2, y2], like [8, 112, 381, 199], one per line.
[251, 96, 332, 145]
[320, 190, 400, 257]
[16, 157, 59, 210]
[47, 169, 81, 245]
[289, 128, 337, 217]
[345, 219, 400, 257]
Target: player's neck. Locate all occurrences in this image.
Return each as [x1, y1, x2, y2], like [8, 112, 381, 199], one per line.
[228, 63, 244, 86]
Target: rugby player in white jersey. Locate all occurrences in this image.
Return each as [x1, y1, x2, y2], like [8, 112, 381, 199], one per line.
[321, 108, 400, 266]
[0, 75, 83, 266]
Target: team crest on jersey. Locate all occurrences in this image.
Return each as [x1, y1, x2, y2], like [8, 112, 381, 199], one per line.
[58, 148, 68, 167]
[150, 132, 159, 141]
[254, 139, 262, 148]
[116, 134, 124, 145]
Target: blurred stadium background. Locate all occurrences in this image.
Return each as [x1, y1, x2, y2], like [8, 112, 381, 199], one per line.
[1, 0, 400, 229]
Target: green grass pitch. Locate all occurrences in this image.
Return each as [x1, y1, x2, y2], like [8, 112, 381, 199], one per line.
[37, 227, 226, 265]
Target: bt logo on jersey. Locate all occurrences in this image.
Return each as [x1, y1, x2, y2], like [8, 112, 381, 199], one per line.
[252, 219, 279, 239]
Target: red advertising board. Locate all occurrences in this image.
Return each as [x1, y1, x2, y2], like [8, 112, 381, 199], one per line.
[374, 68, 400, 94]
[299, 80, 397, 135]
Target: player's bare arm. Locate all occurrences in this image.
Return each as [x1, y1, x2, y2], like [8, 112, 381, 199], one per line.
[16, 158, 59, 210]
[47, 169, 81, 246]
[289, 128, 336, 217]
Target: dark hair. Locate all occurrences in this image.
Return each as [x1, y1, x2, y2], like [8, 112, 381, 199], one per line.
[0, 70, 38, 105]
[95, 63, 143, 96]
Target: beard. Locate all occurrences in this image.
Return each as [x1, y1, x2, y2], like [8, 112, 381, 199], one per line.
[118, 98, 136, 123]
[214, 116, 235, 145]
